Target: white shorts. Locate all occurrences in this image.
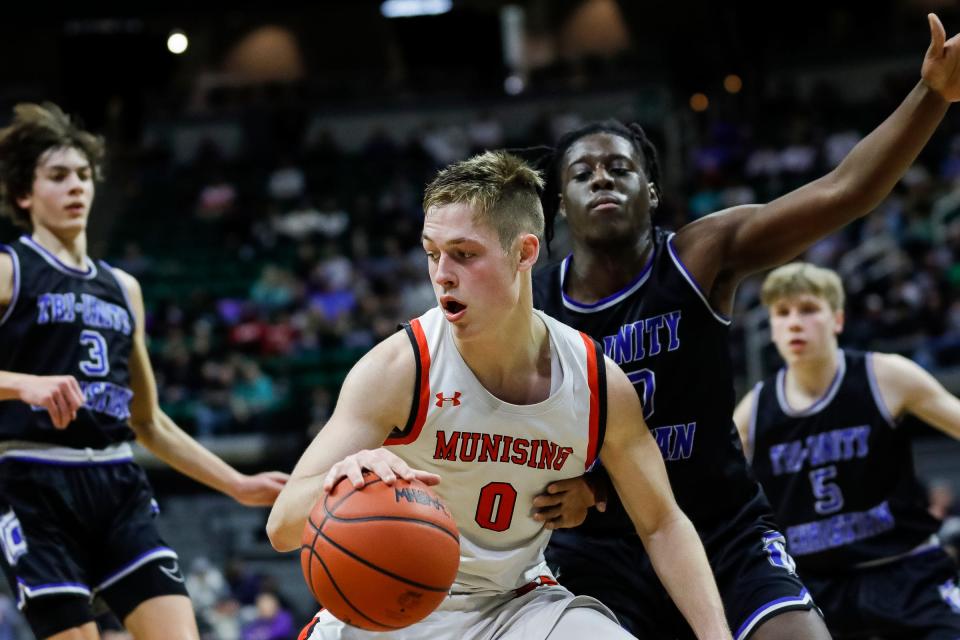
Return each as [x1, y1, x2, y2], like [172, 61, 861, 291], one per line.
[301, 583, 629, 640]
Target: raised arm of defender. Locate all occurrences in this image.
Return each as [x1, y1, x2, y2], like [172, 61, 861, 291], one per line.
[599, 356, 731, 640]
[673, 14, 960, 314]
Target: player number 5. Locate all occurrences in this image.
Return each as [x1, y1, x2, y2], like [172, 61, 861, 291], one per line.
[809, 465, 843, 515]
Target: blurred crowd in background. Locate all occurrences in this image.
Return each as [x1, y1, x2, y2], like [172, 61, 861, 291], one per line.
[91, 75, 960, 441]
[3, 2, 960, 637]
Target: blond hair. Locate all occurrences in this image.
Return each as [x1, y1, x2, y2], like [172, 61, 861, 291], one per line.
[423, 151, 545, 250]
[760, 262, 845, 311]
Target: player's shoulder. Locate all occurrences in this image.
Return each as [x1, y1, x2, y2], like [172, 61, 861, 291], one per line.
[673, 205, 762, 252]
[339, 330, 417, 423]
[0, 248, 13, 308]
[736, 383, 760, 411]
[351, 330, 417, 383]
[108, 266, 141, 296]
[866, 351, 904, 376]
[0, 249, 11, 278]
[869, 351, 926, 391]
[600, 353, 635, 403]
[107, 266, 145, 325]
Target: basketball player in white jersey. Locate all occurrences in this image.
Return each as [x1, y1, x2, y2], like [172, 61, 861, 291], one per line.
[267, 151, 731, 640]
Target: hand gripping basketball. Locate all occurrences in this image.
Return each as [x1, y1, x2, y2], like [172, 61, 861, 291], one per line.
[322, 448, 441, 492]
[302, 471, 460, 631]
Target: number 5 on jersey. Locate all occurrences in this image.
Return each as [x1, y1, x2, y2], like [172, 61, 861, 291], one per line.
[810, 465, 843, 515]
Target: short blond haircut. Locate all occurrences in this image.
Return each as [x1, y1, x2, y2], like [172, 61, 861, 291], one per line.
[760, 262, 845, 311]
[423, 150, 545, 250]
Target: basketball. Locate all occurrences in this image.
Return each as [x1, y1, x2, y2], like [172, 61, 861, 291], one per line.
[300, 471, 460, 631]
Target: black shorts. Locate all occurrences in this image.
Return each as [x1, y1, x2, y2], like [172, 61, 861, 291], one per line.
[803, 547, 960, 639]
[0, 458, 188, 637]
[546, 521, 816, 640]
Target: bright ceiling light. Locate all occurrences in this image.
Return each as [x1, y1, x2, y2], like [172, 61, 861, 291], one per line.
[381, 0, 452, 19]
[167, 30, 188, 55]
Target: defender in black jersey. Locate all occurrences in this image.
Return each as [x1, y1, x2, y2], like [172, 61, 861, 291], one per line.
[734, 263, 960, 639]
[529, 15, 960, 640]
[0, 103, 288, 640]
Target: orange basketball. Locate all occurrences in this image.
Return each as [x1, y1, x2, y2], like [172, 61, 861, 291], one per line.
[300, 471, 460, 631]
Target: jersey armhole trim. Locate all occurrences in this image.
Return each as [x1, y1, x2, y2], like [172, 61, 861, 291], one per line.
[580, 332, 606, 469]
[665, 233, 732, 326]
[865, 352, 897, 428]
[100, 261, 137, 335]
[385, 319, 431, 445]
[746, 381, 763, 463]
[0, 245, 20, 328]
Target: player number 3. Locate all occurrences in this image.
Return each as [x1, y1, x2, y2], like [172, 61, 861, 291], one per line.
[79, 329, 110, 377]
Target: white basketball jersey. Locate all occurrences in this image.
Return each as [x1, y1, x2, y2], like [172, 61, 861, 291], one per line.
[384, 307, 606, 594]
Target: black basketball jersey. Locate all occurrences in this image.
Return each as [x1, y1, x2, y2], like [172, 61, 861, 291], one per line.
[533, 227, 769, 540]
[0, 236, 137, 447]
[748, 349, 940, 574]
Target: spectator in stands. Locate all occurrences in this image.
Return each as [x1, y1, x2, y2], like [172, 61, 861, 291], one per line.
[230, 357, 279, 429]
[240, 592, 295, 640]
[186, 557, 228, 614]
[267, 156, 306, 204]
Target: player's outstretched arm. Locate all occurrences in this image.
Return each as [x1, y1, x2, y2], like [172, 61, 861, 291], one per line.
[115, 269, 289, 506]
[266, 331, 438, 552]
[675, 14, 960, 298]
[732, 388, 757, 460]
[872, 352, 960, 438]
[600, 357, 731, 640]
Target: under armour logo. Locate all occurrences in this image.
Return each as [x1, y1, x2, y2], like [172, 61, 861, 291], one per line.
[435, 392, 462, 407]
[159, 561, 185, 583]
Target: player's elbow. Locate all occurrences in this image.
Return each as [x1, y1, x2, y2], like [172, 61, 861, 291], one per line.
[636, 503, 688, 543]
[266, 509, 300, 552]
[128, 411, 164, 445]
[129, 422, 157, 449]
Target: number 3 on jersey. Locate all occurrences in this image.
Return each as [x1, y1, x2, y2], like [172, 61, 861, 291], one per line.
[475, 482, 518, 532]
[79, 329, 110, 377]
[627, 368, 655, 419]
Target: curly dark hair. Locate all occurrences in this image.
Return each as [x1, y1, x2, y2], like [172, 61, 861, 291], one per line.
[0, 103, 105, 230]
[541, 120, 661, 251]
